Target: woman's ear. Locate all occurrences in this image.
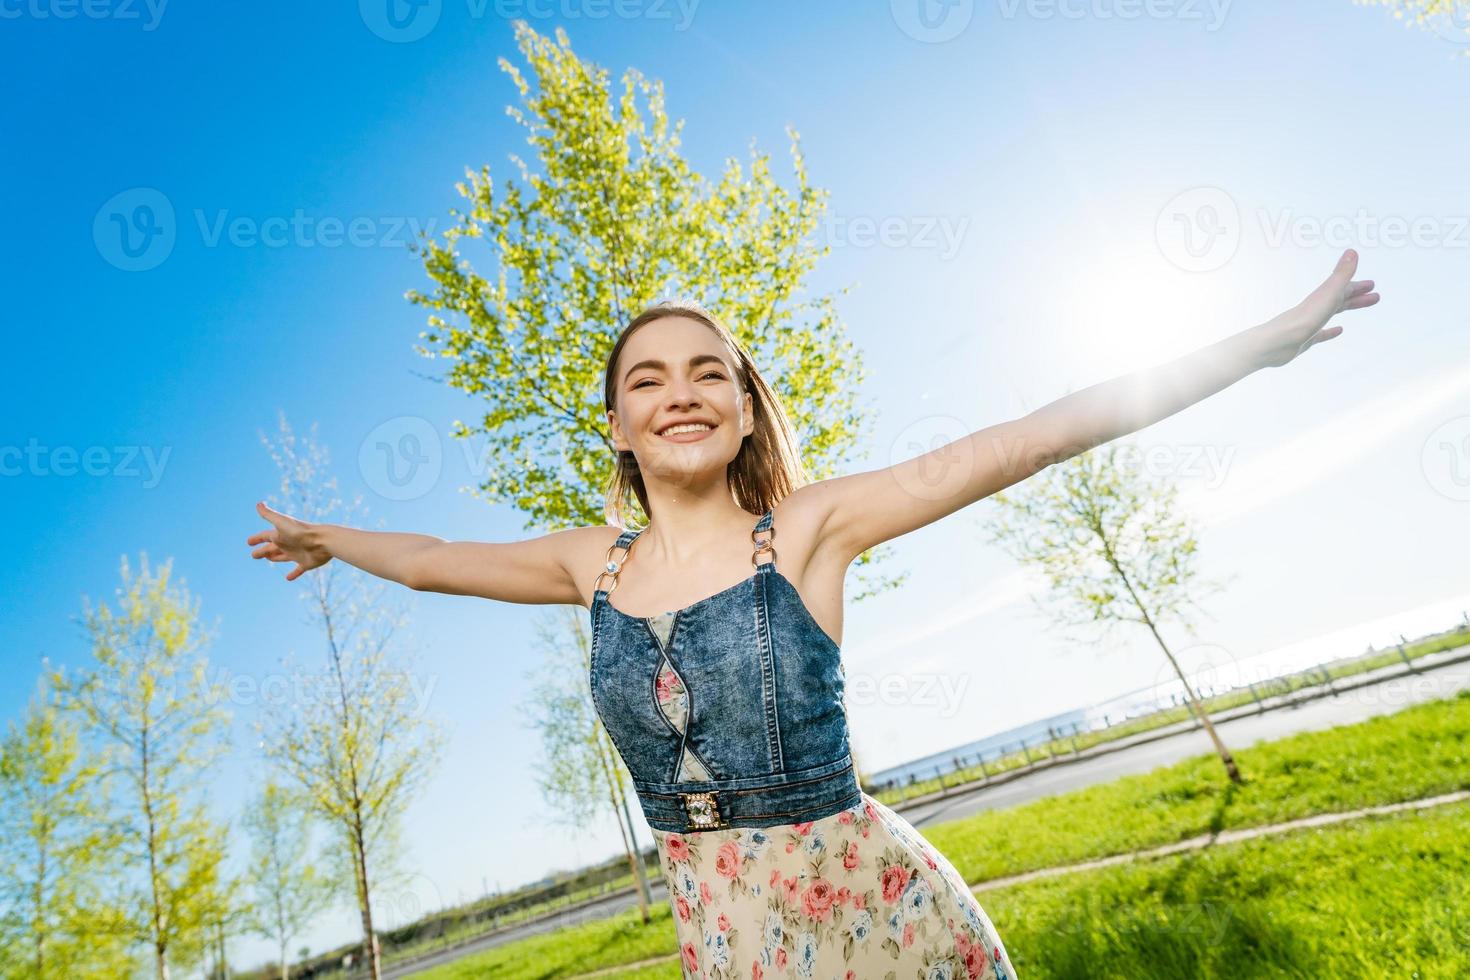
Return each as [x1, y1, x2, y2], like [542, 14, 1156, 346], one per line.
[608, 410, 626, 450]
[741, 391, 754, 438]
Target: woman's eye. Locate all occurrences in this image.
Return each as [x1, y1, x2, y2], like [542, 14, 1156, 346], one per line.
[633, 372, 723, 389]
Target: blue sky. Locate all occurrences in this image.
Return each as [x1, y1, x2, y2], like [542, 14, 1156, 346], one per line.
[4, 0, 1470, 970]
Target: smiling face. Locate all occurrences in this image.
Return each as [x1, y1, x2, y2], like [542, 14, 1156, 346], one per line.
[608, 315, 754, 488]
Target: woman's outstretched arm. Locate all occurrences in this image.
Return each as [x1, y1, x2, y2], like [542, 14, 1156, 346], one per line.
[246, 500, 593, 605]
[804, 248, 1381, 563]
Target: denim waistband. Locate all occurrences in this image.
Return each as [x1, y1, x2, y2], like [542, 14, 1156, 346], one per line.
[633, 755, 862, 833]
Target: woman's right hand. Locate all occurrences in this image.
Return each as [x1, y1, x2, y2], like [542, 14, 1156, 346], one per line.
[248, 501, 332, 581]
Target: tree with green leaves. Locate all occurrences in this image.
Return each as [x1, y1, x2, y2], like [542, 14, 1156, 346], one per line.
[0, 676, 136, 979]
[254, 413, 445, 980]
[519, 605, 654, 923]
[986, 441, 1244, 783]
[240, 781, 337, 980]
[404, 20, 901, 599]
[48, 553, 233, 979]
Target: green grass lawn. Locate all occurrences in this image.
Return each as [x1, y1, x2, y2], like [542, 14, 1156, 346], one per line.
[982, 802, 1470, 979]
[920, 687, 1470, 885]
[416, 689, 1470, 979]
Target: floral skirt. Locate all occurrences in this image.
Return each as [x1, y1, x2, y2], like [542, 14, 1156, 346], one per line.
[650, 791, 1016, 979]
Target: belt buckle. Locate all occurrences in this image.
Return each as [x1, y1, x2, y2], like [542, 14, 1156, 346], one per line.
[680, 790, 724, 830]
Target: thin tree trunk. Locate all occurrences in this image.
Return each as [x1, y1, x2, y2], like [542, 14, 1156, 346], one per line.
[595, 728, 651, 921]
[1112, 555, 1243, 784]
[352, 821, 380, 980]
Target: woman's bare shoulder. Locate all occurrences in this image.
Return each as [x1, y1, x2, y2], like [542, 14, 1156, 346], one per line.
[558, 523, 632, 608]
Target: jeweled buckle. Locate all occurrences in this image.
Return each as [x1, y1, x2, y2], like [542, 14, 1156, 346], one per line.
[680, 790, 724, 829]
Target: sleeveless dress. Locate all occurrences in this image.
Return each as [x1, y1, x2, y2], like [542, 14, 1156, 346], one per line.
[589, 509, 1016, 980]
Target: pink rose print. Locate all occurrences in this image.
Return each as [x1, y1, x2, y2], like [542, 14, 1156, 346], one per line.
[718, 912, 730, 932]
[700, 881, 714, 904]
[801, 878, 836, 921]
[752, 963, 763, 980]
[965, 943, 989, 978]
[864, 800, 878, 821]
[675, 895, 691, 922]
[714, 840, 743, 880]
[780, 875, 800, 904]
[842, 841, 860, 871]
[656, 669, 678, 703]
[923, 850, 938, 871]
[665, 835, 690, 862]
[902, 922, 915, 948]
[776, 948, 787, 968]
[682, 941, 699, 971]
[880, 865, 909, 904]
[793, 820, 814, 835]
[838, 810, 853, 824]
[769, 868, 781, 888]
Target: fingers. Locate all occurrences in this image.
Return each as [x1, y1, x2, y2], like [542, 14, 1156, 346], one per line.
[1305, 325, 1343, 351]
[1333, 248, 1359, 281]
[1343, 292, 1380, 311]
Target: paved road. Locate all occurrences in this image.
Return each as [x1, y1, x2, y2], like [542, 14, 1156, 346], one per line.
[898, 659, 1470, 830]
[391, 659, 1470, 975]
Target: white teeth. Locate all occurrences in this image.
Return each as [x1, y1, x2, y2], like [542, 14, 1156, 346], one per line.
[660, 423, 713, 436]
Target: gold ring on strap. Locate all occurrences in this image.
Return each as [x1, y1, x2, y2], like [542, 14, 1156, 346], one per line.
[751, 523, 777, 568]
[594, 533, 639, 595]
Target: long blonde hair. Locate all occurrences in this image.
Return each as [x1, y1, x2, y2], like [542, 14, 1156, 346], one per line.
[601, 300, 809, 528]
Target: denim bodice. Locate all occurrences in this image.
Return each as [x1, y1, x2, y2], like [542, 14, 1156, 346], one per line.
[588, 509, 861, 833]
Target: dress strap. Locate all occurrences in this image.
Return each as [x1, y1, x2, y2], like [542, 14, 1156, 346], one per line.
[594, 524, 645, 596]
[751, 508, 776, 572]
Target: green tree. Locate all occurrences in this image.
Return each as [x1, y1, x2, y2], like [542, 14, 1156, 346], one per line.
[405, 21, 900, 598]
[519, 606, 654, 924]
[254, 413, 444, 980]
[1353, 0, 1470, 52]
[0, 676, 136, 979]
[49, 553, 233, 979]
[240, 782, 336, 980]
[986, 441, 1244, 783]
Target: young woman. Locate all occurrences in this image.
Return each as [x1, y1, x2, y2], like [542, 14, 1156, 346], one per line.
[248, 248, 1378, 978]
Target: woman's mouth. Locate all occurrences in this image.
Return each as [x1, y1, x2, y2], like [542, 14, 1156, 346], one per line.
[657, 422, 717, 443]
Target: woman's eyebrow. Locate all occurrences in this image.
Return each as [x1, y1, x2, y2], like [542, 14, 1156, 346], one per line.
[623, 353, 728, 385]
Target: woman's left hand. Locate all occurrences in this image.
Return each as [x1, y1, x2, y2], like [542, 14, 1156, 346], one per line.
[1249, 248, 1380, 369]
